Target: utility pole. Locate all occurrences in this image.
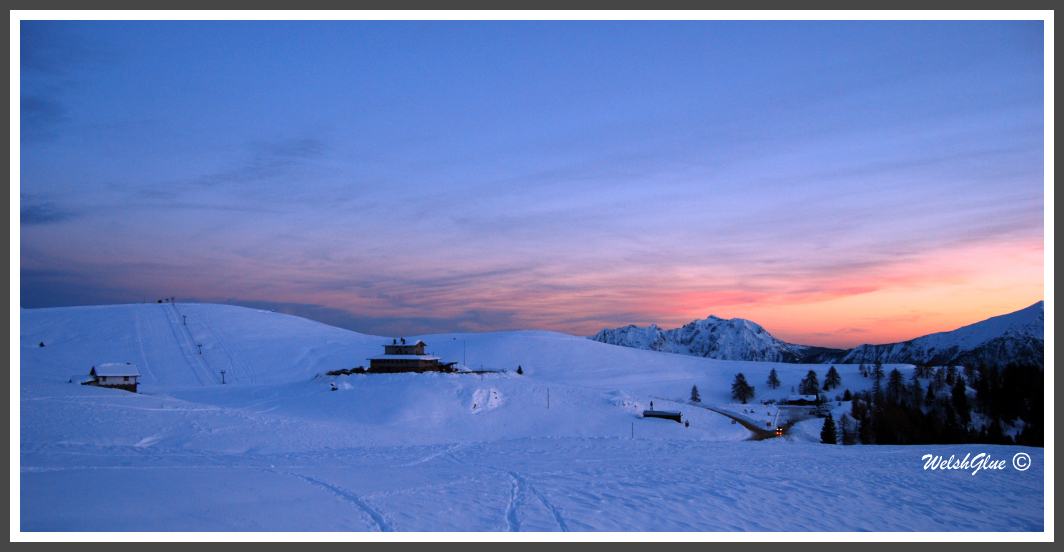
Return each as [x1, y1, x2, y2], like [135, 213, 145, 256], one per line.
[220, 370, 226, 384]
[197, 344, 202, 355]
[183, 315, 187, 325]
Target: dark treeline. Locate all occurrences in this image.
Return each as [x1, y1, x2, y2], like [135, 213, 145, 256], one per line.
[840, 360, 1042, 447]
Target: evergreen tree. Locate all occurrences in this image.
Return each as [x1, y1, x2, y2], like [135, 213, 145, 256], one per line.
[932, 367, 945, 394]
[823, 366, 841, 391]
[986, 419, 1009, 445]
[820, 413, 838, 444]
[839, 413, 856, 445]
[690, 385, 701, 403]
[766, 368, 781, 389]
[909, 372, 923, 408]
[859, 362, 867, 378]
[872, 362, 885, 404]
[952, 376, 970, 427]
[857, 412, 874, 444]
[731, 373, 755, 404]
[842, 389, 852, 401]
[800, 370, 819, 395]
[516, 365, 523, 375]
[887, 368, 905, 403]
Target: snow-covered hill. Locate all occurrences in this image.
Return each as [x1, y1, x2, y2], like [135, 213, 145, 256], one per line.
[18, 303, 1044, 532]
[589, 301, 1044, 367]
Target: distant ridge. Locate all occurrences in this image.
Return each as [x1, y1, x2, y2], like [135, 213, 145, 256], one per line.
[589, 301, 1044, 367]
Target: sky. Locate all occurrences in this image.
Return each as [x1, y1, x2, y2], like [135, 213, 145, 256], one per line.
[17, 17, 1046, 348]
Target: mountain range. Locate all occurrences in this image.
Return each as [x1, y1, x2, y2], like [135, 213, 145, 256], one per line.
[588, 301, 1044, 367]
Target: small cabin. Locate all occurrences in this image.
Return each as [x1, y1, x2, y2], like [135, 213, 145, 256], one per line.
[88, 363, 140, 393]
[785, 394, 818, 406]
[642, 410, 683, 423]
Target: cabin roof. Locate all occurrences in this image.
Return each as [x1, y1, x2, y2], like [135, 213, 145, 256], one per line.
[643, 410, 681, 416]
[367, 354, 441, 361]
[787, 394, 818, 401]
[90, 363, 141, 377]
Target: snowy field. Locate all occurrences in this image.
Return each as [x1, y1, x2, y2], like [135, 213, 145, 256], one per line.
[16, 304, 1047, 533]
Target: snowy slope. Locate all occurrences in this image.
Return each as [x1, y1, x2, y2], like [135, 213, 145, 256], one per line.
[590, 302, 1044, 367]
[20, 304, 758, 452]
[20, 303, 388, 388]
[18, 303, 1045, 532]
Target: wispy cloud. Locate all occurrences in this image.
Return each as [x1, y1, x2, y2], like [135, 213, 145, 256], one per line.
[20, 93, 68, 142]
[119, 138, 329, 208]
[20, 22, 115, 143]
[218, 299, 521, 337]
[189, 139, 326, 189]
[20, 199, 79, 226]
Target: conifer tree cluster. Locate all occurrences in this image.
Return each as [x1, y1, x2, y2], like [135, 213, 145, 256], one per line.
[845, 360, 1041, 447]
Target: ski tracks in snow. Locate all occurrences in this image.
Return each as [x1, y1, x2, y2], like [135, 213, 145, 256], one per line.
[161, 304, 212, 385]
[279, 472, 393, 532]
[194, 307, 257, 385]
[400, 443, 467, 467]
[504, 470, 569, 532]
[505, 472, 522, 532]
[131, 308, 157, 383]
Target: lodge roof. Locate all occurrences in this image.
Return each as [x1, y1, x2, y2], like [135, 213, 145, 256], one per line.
[384, 340, 426, 347]
[90, 363, 141, 377]
[643, 410, 681, 416]
[367, 354, 441, 361]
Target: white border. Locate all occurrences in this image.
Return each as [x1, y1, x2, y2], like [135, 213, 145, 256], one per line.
[8, 10, 1059, 21]
[11, 10, 1053, 543]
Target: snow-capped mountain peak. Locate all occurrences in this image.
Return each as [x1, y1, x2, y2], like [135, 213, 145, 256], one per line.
[590, 301, 1044, 367]
[840, 301, 1044, 366]
[590, 314, 816, 362]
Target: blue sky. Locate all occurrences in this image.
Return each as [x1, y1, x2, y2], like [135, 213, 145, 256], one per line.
[19, 18, 1045, 347]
